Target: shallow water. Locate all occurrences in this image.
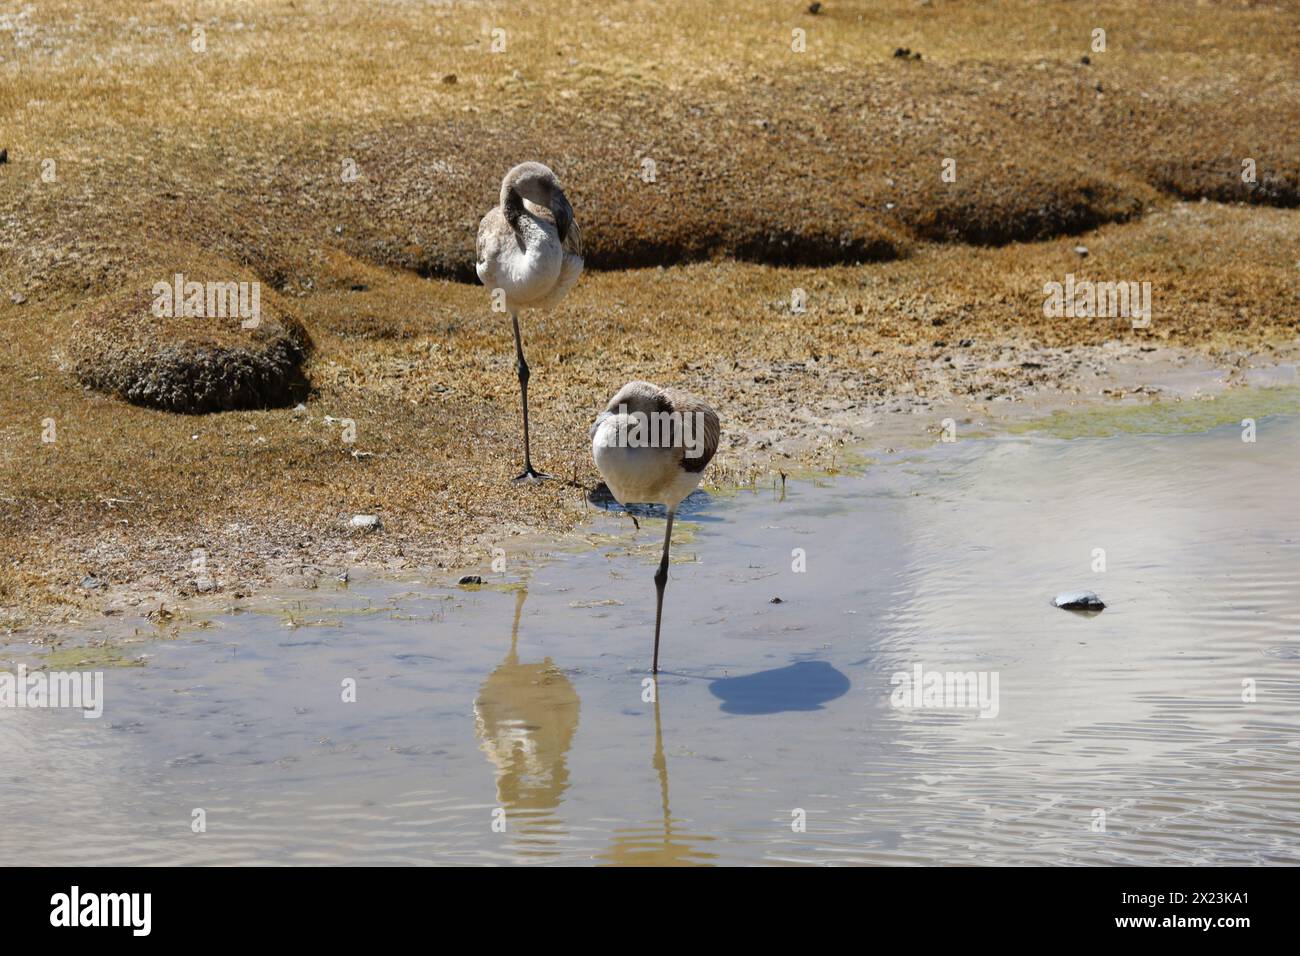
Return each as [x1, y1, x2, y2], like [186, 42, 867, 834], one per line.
[4, 409, 1299, 865]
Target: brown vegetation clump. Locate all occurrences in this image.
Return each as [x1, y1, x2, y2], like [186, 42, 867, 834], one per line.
[68, 272, 311, 414]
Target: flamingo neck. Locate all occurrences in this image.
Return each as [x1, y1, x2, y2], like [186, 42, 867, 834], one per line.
[502, 183, 525, 232]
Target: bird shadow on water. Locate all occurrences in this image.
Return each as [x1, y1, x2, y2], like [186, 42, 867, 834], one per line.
[707, 660, 851, 715]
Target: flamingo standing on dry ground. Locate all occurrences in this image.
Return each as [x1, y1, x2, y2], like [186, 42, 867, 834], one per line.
[476, 161, 584, 482]
[591, 381, 721, 673]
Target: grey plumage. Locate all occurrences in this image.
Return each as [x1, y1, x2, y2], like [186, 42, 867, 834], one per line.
[476, 162, 584, 481]
[476, 161, 581, 266]
[589, 380, 721, 673]
[661, 387, 720, 473]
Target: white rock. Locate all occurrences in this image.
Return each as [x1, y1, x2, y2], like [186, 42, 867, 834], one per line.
[349, 514, 382, 532]
[1053, 590, 1105, 610]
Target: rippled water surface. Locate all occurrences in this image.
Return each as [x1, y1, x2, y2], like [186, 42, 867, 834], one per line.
[4, 411, 1299, 865]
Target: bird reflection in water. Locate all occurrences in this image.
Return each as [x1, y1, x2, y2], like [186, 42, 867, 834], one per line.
[597, 681, 717, 866]
[473, 587, 580, 857]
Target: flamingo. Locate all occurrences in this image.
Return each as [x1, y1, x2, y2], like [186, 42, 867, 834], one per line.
[590, 381, 721, 673]
[476, 161, 583, 482]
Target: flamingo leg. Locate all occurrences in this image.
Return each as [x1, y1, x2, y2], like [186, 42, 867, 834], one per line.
[511, 313, 549, 482]
[652, 507, 676, 674]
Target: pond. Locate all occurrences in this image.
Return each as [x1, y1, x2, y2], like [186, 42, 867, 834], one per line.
[3, 400, 1298, 865]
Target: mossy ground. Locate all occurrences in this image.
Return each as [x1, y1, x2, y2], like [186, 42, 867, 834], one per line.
[1, 1, 1297, 632]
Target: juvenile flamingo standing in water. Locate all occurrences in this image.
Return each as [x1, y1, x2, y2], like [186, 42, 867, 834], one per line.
[591, 381, 721, 673]
[476, 162, 583, 482]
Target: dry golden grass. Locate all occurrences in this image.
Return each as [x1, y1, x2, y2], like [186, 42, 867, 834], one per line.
[3, 0, 1297, 288]
[1, 1, 1298, 629]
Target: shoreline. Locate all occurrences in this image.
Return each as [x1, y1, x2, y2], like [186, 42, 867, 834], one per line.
[6, 340, 1296, 661]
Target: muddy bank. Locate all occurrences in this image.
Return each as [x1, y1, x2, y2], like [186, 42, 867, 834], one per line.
[4, 335, 1297, 644]
[4, 198, 1300, 634]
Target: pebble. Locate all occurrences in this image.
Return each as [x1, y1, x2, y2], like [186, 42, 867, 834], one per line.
[1053, 590, 1105, 610]
[81, 574, 105, 591]
[349, 514, 382, 532]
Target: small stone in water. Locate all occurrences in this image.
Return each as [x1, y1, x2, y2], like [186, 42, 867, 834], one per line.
[349, 514, 382, 531]
[458, 575, 483, 586]
[770, 596, 784, 604]
[1053, 590, 1105, 610]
